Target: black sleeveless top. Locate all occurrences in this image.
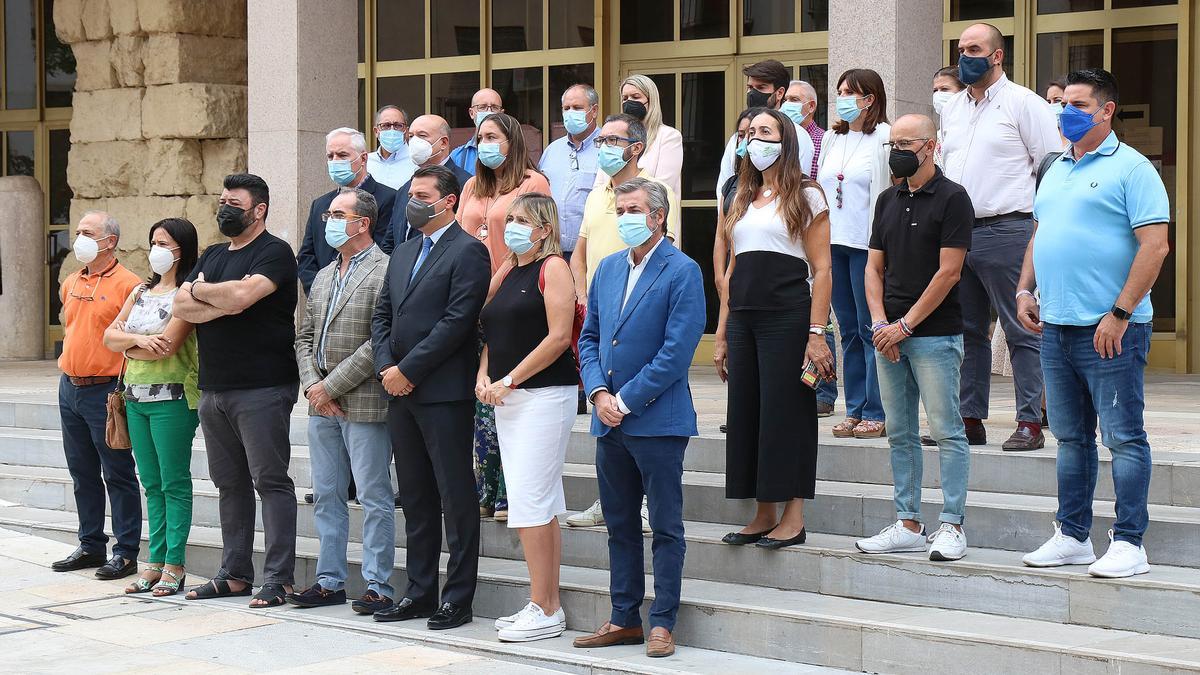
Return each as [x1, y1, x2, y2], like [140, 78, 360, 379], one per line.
[479, 257, 578, 389]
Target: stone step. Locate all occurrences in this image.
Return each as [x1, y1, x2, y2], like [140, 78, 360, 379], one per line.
[4, 504, 1198, 675]
[5, 422, 1198, 508]
[4, 466, 1200, 640]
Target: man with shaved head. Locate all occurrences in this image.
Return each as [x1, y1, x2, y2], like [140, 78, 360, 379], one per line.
[858, 114, 974, 561]
[449, 88, 504, 177]
[938, 22, 1062, 451]
[383, 114, 472, 252]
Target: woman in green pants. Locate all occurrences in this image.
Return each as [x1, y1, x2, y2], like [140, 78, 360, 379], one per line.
[103, 218, 200, 596]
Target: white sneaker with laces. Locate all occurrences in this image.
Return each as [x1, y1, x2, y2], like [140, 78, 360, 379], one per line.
[855, 520, 927, 554]
[1022, 522, 1097, 567]
[497, 602, 566, 642]
[640, 496, 651, 533]
[1088, 530, 1150, 578]
[494, 601, 540, 630]
[566, 499, 604, 527]
[928, 523, 967, 561]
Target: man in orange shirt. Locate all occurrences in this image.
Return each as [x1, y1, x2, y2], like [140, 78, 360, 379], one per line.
[51, 211, 144, 580]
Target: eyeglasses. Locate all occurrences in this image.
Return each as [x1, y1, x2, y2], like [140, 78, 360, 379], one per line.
[883, 138, 930, 150]
[593, 135, 637, 148]
[471, 104, 503, 113]
[567, 150, 579, 171]
[376, 122, 407, 131]
[320, 212, 364, 222]
[66, 274, 99, 302]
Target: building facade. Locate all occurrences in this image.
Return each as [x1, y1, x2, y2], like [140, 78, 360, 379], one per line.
[1, 0, 1195, 371]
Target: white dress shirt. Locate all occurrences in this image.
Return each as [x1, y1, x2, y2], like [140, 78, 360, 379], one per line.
[715, 122, 815, 202]
[939, 73, 1062, 218]
[367, 145, 415, 190]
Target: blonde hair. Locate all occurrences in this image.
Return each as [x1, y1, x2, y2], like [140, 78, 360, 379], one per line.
[620, 74, 663, 149]
[505, 193, 564, 266]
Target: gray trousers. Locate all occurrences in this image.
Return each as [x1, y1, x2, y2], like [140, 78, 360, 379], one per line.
[959, 217, 1043, 423]
[199, 383, 299, 586]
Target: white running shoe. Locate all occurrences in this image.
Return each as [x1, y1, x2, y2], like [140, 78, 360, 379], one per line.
[928, 523, 967, 561]
[855, 520, 927, 554]
[497, 602, 566, 642]
[1088, 530, 1150, 578]
[566, 499, 604, 527]
[640, 496, 651, 533]
[494, 601, 540, 630]
[1022, 522, 1097, 567]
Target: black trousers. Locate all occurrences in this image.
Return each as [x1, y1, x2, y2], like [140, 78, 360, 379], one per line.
[388, 396, 479, 608]
[725, 308, 819, 501]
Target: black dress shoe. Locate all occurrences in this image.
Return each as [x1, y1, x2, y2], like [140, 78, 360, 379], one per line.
[427, 601, 472, 630]
[304, 493, 314, 504]
[719, 424, 728, 434]
[721, 529, 773, 545]
[964, 423, 987, 446]
[373, 597, 435, 622]
[51, 547, 107, 572]
[920, 434, 937, 447]
[95, 554, 137, 580]
[756, 528, 807, 550]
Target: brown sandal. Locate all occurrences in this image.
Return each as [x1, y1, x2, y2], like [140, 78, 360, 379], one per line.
[832, 418, 861, 438]
[853, 420, 886, 438]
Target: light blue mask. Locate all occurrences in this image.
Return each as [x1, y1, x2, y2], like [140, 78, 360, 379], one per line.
[735, 138, 749, 158]
[503, 222, 537, 255]
[780, 101, 807, 126]
[379, 129, 405, 154]
[328, 159, 356, 186]
[563, 109, 589, 136]
[324, 218, 352, 249]
[474, 110, 494, 127]
[597, 144, 629, 177]
[478, 142, 506, 169]
[836, 96, 862, 123]
[617, 212, 656, 248]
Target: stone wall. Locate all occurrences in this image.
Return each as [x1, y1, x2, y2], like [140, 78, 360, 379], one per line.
[54, 0, 248, 281]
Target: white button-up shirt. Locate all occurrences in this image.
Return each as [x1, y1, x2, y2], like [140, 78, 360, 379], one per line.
[367, 145, 415, 190]
[939, 73, 1063, 218]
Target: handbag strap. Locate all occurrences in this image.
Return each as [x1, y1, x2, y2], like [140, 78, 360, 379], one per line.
[118, 284, 150, 389]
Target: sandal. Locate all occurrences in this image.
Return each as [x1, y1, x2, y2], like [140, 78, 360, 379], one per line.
[853, 420, 886, 438]
[152, 568, 186, 597]
[125, 566, 163, 594]
[250, 583, 289, 608]
[186, 577, 252, 601]
[832, 418, 861, 438]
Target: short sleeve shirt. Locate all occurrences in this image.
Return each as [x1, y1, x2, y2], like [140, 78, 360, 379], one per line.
[1032, 131, 1169, 325]
[186, 231, 299, 390]
[577, 169, 681, 289]
[869, 168, 974, 337]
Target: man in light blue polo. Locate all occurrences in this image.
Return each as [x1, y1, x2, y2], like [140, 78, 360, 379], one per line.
[1016, 68, 1170, 579]
[539, 83, 600, 262]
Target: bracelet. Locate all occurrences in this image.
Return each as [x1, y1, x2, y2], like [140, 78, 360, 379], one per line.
[898, 317, 914, 337]
[1015, 289, 1037, 303]
[869, 320, 889, 333]
[808, 324, 825, 336]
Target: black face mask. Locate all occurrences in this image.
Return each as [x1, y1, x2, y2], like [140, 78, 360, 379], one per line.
[622, 99, 648, 121]
[888, 147, 927, 179]
[217, 204, 252, 237]
[746, 88, 773, 109]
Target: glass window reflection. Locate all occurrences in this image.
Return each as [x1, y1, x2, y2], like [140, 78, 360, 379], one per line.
[621, 0, 672, 44]
[43, 0, 76, 108]
[680, 71, 724, 201]
[5, 131, 35, 177]
[376, 0, 425, 61]
[949, 0, 1014, 20]
[432, 72, 482, 151]
[5, 0, 37, 109]
[681, 0, 730, 40]
[550, 0, 594, 48]
[492, 67, 545, 163]
[49, 129, 72, 225]
[492, 0, 542, 52]
[431, 2, 481, 57]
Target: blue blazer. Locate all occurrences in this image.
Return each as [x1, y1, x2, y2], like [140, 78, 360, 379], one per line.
[297, 174, 396, 293]
[382, 156, 472, 254]
[578, 239, 706, 438]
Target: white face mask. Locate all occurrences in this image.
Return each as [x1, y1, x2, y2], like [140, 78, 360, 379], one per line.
[746, 139, 782, 171]
[409, 135, 444, 166]
[932, 90, 955, 116]
[148, 245, 178, 275]
[73, 235, 102, 264]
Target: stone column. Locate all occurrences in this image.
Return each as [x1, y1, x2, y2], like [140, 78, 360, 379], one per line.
[246, 0, 358, 248]
[828, 0, 943, 123]
[0, 177, 46, 359]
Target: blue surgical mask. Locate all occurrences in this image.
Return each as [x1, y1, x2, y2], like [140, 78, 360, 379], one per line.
[1059, 104, 1102, 144]
[503, 222, 537, 255]
[836, 95, 863, 123]
[474, 110, 494, 127]
[597, 144, 629, 177]
[478, 142, 506, 169]
[617, 212, 656, 248]
[328, 159, 356, 186]
[324, 218, 353, 249]
[735, 138, 749, 158]
[780, 101, 807, 126]
[379, 129, 405, 154]
[957, 53, 994, 85]
[563, 109, 589, 136]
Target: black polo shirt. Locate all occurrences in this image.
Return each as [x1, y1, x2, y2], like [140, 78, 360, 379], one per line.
[868, 167, 974, 337]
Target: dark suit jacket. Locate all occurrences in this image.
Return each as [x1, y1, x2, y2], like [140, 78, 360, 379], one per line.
[297, 174, 397, 293]
[371, 222, 491, 404]
[382, 157, 472, 255]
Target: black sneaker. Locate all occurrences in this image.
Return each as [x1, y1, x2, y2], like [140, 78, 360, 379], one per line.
[352, 590, 394, 615]
[285, 583, 346, 608]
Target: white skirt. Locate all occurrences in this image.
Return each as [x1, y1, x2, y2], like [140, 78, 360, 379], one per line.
[493, 385, 576, 528]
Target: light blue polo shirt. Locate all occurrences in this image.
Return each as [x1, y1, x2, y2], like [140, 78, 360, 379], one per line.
[1032, 131, 1169, 326]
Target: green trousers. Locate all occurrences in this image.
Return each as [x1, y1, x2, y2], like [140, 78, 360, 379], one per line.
[126, 398, 198, 565]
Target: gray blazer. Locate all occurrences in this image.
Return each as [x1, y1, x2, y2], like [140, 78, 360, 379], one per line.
[295, 244, 389, 423]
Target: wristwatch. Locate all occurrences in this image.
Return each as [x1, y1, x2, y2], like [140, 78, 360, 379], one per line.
[1110, 305, 1132, 321]
[502, 375, 516, 389]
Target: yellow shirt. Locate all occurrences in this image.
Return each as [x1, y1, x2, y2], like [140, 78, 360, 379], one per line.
[577, 170, 681, 289]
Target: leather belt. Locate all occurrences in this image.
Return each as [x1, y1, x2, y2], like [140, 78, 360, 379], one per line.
[974, 211, 1031, 228]
[68, 376, 116, 387]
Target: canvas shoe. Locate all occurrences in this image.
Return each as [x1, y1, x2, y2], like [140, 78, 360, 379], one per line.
[566, 499, 604, 527]
[855, 520, 927, 554]
[497, 602, 566, 642]
[927, 523, 967, 561]
[495, 601, 558, 630]
[1022, 522, 1097, 567]
[1088, 530, 1150, 578]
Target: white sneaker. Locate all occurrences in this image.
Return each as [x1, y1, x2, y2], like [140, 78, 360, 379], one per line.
[855, 520, 927, 554]
[566, 499, 604, 527]
[1022, 522, 1097, 567]
[497, 602, 566, 642]
[494, 601, 539, 630]
[640, 496, 651, 533]
[928, 523, 967, 561]
[1088, 530, 1150, 578]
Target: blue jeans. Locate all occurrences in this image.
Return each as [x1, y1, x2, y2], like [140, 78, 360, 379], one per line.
[876, 336, 969, 524]
[596, 427, 687, 632]
[831, 245, 883, 421]
[309, 415, 396, 598]
[817, 331, 838, 405]
[1042, 322, 1152, 547]
[58, 375, 142, 559]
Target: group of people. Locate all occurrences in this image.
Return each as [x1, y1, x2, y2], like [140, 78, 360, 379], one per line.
[48, 20, 1167, 660]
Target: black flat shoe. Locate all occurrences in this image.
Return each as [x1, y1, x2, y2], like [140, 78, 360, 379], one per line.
[95, 554, 137, 580]
[721, 529, 773, 545]
[285, 583, 346, 608]
[352, 591, 393, 615]
[427, 601, 472, 630]
[373, 597, 435, 622]
[756, 528, 807, 550]
[51, 547, 107, 572]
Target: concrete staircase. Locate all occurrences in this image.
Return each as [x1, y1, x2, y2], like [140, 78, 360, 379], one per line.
[2, 397, 1199, 674]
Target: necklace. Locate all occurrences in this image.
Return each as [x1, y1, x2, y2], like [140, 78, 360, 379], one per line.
[762, 187, 774, 198]
[834, 131, 866, 209]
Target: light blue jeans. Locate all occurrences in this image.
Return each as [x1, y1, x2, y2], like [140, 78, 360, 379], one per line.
[831, 245, 884, 421]
[876, 335, 970, 525]
[309, 415, 395, 598]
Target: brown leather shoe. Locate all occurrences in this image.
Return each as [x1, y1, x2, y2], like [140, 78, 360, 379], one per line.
[963, 419, 987, 446]
[572, 622, 644, 649]
[646, 627, 675, 657]
[1002, 424, 1045, 451]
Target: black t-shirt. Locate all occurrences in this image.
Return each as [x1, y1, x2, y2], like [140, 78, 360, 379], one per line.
[186, 231, 300, 390]
[868, 169, 974, 337]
